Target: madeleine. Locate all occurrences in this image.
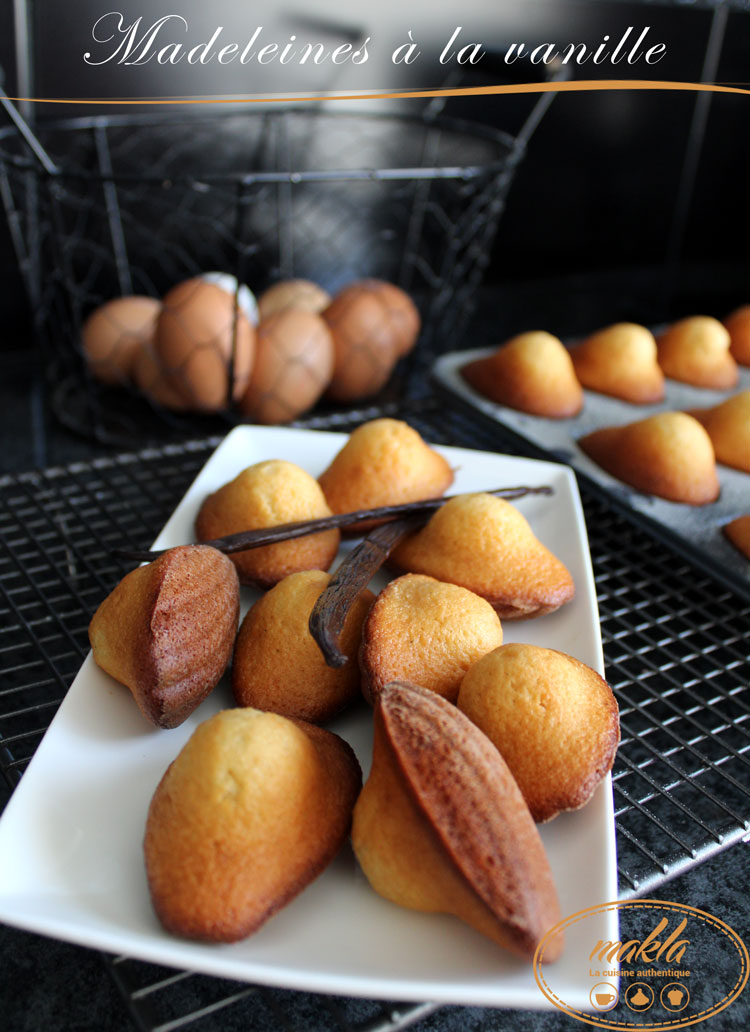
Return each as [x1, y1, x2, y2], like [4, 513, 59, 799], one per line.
[687, 391, 750, 473]
[723, 305, 750, 366]
[318, 418, 453, 530]
[569, 322, 664, 403]
[89, 545, 239, 728]
[195, 460, 340, 587]
[145, 709, 361, 942]
[723, 515, 750, 560]
[233, 570, 374, 723]
[389, 493, 575, 619]
[461, 331, 583, 418]
[359, 574, 503, 704]
[457, 644, 619, 823]
[656, 315, 738, 389]
[578, 412, 720, 505]
[352, 682, 563, 959]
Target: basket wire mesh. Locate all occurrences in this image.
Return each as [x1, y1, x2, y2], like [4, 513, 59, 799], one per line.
[0, 103, 538, 447]
[1, 403, 749, 1031]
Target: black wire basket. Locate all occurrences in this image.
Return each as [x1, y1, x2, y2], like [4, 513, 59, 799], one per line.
[0, 97, 553, 446]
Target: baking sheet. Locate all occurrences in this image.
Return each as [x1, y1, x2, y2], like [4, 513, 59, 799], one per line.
[433, 349, 750, 601]
[0, 425, 616, 1009]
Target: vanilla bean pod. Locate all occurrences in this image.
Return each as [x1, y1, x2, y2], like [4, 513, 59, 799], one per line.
[114, 485, 552, 563]
[308, 514, 427, 669]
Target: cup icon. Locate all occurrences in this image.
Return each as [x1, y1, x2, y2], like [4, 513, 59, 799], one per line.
[590, 982, 619, 1011]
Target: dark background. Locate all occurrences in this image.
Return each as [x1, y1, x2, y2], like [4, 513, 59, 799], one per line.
[1, 1, 749, 350]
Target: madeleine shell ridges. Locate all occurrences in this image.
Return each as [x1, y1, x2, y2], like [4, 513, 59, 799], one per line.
[351, 681, 563, 959]
[195, 459, 340, 587]
[88, 544, 239, 729]
[318, 418, 454, 524]
[144, 708, 361, 942]
[232, 569, 374, 723]
[389, 493, 575, 619]
[457, 643, 620, 823]
[359, 573, 503, 704]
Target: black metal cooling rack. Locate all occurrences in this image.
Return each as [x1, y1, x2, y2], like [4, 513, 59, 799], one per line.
[1, 405, 749, 1032]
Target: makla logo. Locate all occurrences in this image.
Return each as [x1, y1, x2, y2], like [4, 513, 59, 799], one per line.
[534, 900, 748, 1029]
[590, 914, 689, 966]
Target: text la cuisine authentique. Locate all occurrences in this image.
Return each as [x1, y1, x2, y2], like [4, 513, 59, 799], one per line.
[83, 15, 667, 69]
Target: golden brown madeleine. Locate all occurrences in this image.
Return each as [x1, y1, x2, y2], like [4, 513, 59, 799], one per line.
[656, 315, 738, 389]
[144, 708, 361, 942]
[723, 305, 750, 366]
[359, 574, 503, 705]
[351, 682, 563, 959]
[687, 391, 750, 473]
[89, 545, 239, 729]
[569, 322, 664, 403]
[233, 570, 374, 723]
[457, 644, 619, 823]
[318, 419, 454, 530]
[723, 515, 750, 559]
[461, 331, 583, 418]
[195, 460, 340, 588]
[389, 493, 574, 619]
[578, 412, 720, 505]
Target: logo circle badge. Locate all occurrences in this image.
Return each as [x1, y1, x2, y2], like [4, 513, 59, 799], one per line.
[589, 982, 619, 1011]
[661, 983, 690, 1013]
[533, 899, 749, 1029]
[625, 982, 654, 1011]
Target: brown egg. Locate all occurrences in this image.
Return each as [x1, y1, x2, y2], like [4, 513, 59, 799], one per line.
[81, 296, 161, 385]
[238, 309, 334, 424]
[323, 280, 420, 402]
[155, 277, 255, 412]
[371, 280, 421, 358]
[257, 279, 332, 321]
[131, 341, 190, 411]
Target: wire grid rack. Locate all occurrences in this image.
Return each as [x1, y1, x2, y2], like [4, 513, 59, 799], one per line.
[0, 101, 540, 447]
[1, 404, 749, 1032]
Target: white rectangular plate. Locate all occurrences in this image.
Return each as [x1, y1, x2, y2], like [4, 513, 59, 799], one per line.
[0, 425, 617, 1009]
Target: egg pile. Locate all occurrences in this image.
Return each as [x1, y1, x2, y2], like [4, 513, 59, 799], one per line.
[81, 274, 421, 422]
